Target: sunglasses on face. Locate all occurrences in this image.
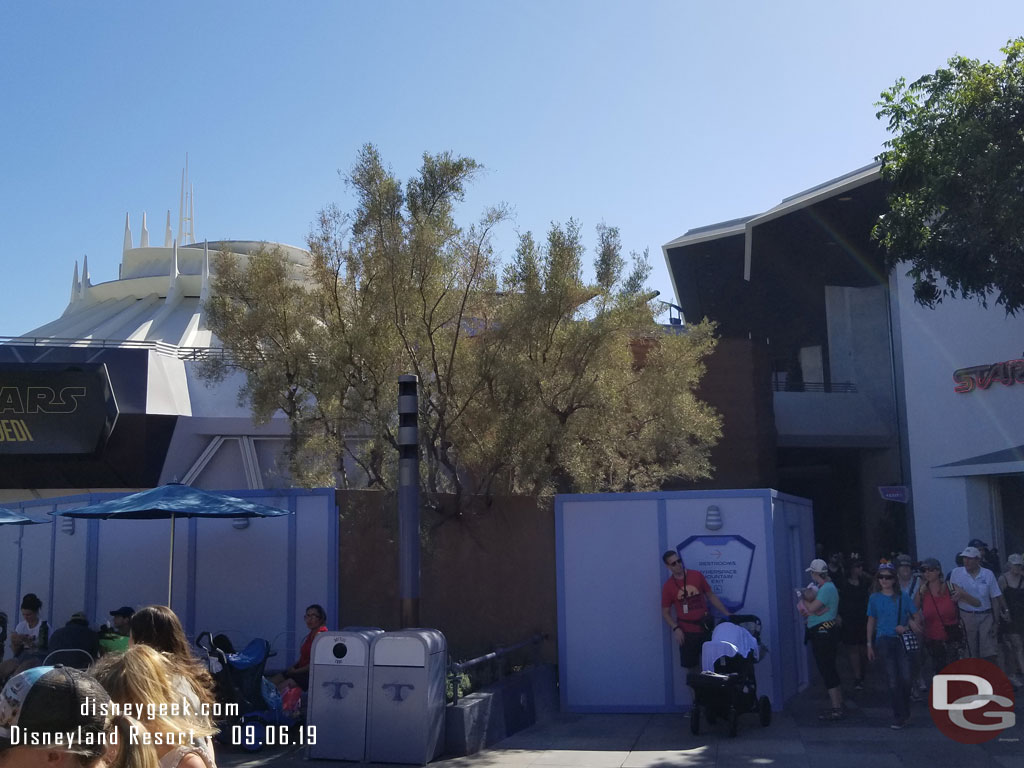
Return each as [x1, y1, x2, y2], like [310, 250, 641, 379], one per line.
[668, 560, 682, 567]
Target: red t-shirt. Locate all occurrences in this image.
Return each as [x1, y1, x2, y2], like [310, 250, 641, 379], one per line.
[297, 625, 327, 668]
[661, 569, 711, 631]
[920, 586, 958, 641]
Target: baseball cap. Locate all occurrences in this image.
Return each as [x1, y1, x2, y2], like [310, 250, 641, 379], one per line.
[959, 546, 982, 559]
[0, 666, 110, 752]
[921, 557, 942, 571]
[110, 606, 134, 618]
[895, 554, 913, 567]
[805, 558, 828, 573]
[968, 538, 989, 549]
[68, 612, 88, 624]
[1008, 553, 1023, 566]
[877, 560, 896, 572]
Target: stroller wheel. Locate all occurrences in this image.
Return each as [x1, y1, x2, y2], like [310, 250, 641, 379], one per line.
[758, 696, 772, 727]
[727, 707, 738, 738]
[689, 705, 701, 736]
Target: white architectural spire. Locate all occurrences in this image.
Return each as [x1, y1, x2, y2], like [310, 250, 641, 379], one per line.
[164, 210, 172, 248]
[140, 212, 150, 248]
[123, 212, 132, 253]
[170, 239, 180, 290]
[70, 260, 80, 304]
[187, 183, 195, 244]
[79, 255, 90, 301]
[200, 240, 211, 304]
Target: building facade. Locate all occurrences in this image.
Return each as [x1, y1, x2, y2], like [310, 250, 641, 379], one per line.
[664, 163, 1024, 565]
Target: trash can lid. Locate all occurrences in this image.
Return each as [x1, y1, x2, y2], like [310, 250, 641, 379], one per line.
[371, 629, 447, 666]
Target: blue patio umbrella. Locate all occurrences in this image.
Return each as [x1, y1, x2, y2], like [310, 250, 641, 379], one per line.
[53, 484, 291, 605]
[0, 508, 41, 525]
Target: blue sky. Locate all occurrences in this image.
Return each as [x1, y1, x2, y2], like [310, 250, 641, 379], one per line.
[2, 1, 1023, 336]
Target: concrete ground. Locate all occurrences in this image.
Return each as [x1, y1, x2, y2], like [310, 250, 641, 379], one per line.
[219, 672, 1023, 768]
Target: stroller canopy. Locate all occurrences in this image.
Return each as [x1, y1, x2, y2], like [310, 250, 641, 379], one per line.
[701, 622, 760, 672]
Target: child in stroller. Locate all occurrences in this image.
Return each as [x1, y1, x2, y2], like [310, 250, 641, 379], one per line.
[686, 614, 771, 737]
[196, 632, 292, 751]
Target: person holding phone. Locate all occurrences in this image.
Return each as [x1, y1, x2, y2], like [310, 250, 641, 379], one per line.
[800, 558, 844, 721]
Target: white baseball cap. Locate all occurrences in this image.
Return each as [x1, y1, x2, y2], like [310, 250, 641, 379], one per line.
[959, 546, 982, 559]
[1008, 553, 1023, 566]
[805, 558, 828, 573]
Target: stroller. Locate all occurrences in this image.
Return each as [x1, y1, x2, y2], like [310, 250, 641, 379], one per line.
[196, 632, 289, 751]
[686, 614, 771, 737]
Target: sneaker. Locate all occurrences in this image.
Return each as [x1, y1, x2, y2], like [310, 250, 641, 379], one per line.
[909, 689, 923, 703]
[918, 680, 929, 693]
[853, 679, 864, 691]
[818, 708, 845, 722]
[890, 720, 907, 730]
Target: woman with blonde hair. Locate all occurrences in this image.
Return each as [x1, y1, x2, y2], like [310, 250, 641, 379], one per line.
[0, 665, 158, 768]
[91, 645, 217, 768]
[127, 606, 216, 714]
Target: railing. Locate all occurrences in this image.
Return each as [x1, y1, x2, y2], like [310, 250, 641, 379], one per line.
[0, 336, 236, 362]
[771, 379, 857, 393]
[449, 632, 545, 705]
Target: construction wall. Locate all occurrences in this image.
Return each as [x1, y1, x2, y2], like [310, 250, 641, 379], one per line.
[336, 491, 557, 664]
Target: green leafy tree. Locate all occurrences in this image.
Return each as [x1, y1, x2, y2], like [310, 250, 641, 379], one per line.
[202, 145, 721, 504]
[874, 38, 1024, 313]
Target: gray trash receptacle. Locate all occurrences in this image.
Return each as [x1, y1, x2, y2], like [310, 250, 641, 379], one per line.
[306, 628, 384, 761]
[367, 629, 447, 765]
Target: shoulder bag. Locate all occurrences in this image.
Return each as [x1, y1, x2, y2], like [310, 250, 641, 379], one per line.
[897, 592, 919, 653]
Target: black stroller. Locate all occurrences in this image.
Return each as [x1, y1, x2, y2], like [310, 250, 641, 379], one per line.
[197, 633, 286, 751]
[686, 614, 771, 737]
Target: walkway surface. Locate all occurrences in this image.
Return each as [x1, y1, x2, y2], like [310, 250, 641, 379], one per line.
[220, 676, 1023, 768]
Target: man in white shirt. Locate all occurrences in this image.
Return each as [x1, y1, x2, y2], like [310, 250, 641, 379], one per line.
[949, 545, 1009, 663]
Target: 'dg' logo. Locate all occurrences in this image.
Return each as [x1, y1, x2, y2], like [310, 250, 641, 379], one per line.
[930, 659, 1016, 743]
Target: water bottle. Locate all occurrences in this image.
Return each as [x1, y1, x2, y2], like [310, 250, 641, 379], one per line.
[37, 621, 48, 652]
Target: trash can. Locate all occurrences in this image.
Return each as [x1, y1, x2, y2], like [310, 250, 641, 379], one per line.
[367, 629, 447, 765]
[306, 628, 384, 761]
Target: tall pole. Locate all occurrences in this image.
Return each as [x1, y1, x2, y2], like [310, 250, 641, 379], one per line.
[397, 375, 420, 627]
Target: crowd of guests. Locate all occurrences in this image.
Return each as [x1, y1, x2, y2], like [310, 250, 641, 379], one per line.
[0, 598, 327, 768]
[799, 539, 1024, 729]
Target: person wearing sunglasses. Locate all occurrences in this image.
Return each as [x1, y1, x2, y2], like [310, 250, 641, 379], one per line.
[914, 557, 964, 678]
[866, 560, 922, 729]
[949, 545, 1004, 664]
[660, 551, 731, 682]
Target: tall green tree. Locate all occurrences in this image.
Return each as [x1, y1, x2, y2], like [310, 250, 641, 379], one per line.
[202, 145, 721, 504]
[874, 38, 1024, 313]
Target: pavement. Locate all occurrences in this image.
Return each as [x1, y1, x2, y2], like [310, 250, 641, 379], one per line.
[219, 674, 1024, 768]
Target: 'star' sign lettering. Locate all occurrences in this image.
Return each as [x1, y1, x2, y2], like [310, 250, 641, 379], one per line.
[0, 365, 118, 455]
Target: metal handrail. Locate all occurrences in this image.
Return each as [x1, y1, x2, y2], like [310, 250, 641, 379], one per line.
[449, 633, 545, 705]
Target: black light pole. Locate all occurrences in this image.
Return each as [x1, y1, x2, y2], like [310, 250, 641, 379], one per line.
[397, 374, 420, 627]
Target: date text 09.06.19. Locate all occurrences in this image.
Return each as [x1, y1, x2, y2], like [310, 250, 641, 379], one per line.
[231, 724, 316, 747]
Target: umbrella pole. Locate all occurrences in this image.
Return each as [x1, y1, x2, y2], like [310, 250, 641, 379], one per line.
[168, 513, 176, 606]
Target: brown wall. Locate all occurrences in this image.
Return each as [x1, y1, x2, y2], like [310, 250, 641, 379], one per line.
[336, 491, 557, 664]
[668, 337, 777, 490]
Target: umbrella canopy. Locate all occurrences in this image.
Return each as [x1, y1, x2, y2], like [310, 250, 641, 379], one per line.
[0, 507, 49, 525]
[53, 484, 292, 604]
[54, 483, 292, 521]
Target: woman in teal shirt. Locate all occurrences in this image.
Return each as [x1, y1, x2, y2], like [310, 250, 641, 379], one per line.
[800, 558, 844, 721]
[866, 560, 921, 729]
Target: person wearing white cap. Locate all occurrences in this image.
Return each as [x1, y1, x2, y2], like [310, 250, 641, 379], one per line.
[996, 553, 1024, 687]
[949, 545, 1006, 663]
[800, 558, 844, 720]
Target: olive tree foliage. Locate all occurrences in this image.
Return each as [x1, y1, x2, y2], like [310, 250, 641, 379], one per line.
[873, 38, 1024, 314]
[202, 145, 721, 504]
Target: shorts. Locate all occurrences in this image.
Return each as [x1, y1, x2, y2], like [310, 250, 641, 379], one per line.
[840, 618, 867, 646]
[961, 610, 998, 659]
[678, 626, 711, 669]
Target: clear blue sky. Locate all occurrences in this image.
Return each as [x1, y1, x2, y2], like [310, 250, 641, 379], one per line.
[2, 1, 1023, 336]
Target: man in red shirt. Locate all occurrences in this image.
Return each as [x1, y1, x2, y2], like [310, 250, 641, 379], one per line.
[661, 550, 731, 674]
